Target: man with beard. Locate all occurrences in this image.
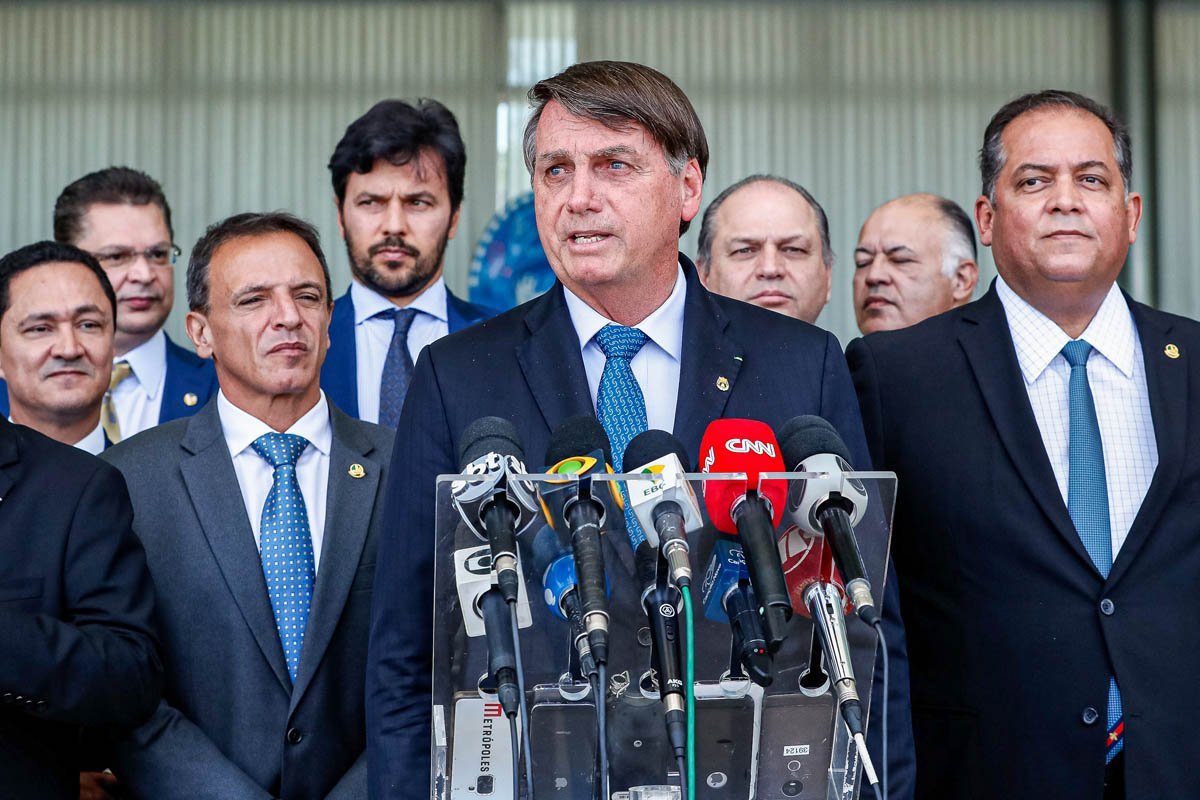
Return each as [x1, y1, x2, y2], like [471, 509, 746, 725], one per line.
[0, 168, 219, 441]
[322, 99, 497, 427]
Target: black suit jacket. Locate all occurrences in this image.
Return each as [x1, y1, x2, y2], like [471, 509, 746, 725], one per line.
[847, 284, 1200, 799]
[0, 418, 161, 799]
[367, 257, 915, 799]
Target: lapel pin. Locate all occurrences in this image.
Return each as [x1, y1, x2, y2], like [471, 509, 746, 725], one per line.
[1164, 344, 1180, 359]
[716, 376, 730, 392]
[183, 392, 199, 407]
[348, 464, 366, 479]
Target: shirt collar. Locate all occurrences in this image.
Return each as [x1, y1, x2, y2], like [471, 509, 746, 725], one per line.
[562, 265, 686, 361]
[117, 330, 167, 398]
[351, 276, 448, 325]
[996, 275, 1137, 383]
[75, 422, 107, 456]
[216, 389, 333, 459]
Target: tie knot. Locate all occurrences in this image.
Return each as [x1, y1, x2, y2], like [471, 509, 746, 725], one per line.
[109, 361, 133, 392]
[594, 324, 648, 361]
[251, 432, 309, 468]
[1062, 339, 1094, 368]
[375, 307, 419, 337]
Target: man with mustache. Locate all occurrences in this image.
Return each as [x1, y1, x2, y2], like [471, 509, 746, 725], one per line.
[696, 174, 834, 324]
[0, 241, 115, 453]
[103, 212, 393, 799]
[322, 99, 496, 427]
[0, 168, 219, 442]
[853, 193, 978, 334]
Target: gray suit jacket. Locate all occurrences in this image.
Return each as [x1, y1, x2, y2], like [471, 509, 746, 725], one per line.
[103, 400, 393, 800]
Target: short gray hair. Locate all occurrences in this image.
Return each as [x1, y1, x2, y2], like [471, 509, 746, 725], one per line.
[932, 196, 977, 278]
[696, 175, 833, 272]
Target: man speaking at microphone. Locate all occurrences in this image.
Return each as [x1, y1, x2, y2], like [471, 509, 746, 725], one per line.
[367, 60, 914, 799]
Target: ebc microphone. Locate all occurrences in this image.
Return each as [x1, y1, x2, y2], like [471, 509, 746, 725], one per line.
[699, 419, 792, 651]
[624, 429, 704, 588]
[778, 415, 878, 626]
[451, 417, 539, 602]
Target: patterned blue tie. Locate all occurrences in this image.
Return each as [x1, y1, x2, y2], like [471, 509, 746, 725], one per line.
[252, 432, 316, 685]
[1061, 340, 1123, 763]
[594, 324, 650, 548]
[377, 307, 419, 428]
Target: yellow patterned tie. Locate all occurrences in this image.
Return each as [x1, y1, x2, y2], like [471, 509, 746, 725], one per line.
[101, 362, 133, 444]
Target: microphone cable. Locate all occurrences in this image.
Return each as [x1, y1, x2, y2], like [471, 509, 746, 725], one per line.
[508, 714, 521, 800]
[681, 584, 696, 800]
[509, 602, 535, 799]
[595, 663, 610, 800]
[872, 617, 889, 800]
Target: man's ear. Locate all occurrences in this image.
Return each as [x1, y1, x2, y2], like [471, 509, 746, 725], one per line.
[185, 311, 214, 360]
[952, 259, 979, 304]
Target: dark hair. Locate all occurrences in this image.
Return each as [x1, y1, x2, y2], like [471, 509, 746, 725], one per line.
[934, 196, 978, 266]
[696, 175, 833, 271]
[328, 98, 466, 212]
[523, 61, 709, 235]
[54, 166, 174, 244]
[187, 212, 331, 313]
[0, 241, 116, 322]
[980, 89, 1132, 202]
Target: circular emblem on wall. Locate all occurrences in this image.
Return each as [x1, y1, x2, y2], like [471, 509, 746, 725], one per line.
[468, 192, 557, 312]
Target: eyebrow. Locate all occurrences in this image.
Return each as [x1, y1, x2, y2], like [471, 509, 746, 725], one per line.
[20, 304, 107, 324]
[233, 280, 325, 299]
[1013, 160, 1112, 175]
[537, 144, 640, 163]
[854, 244, 918, 258]
[730, 234, 813, 246]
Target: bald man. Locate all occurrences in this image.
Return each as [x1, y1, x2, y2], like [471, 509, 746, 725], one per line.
[853, 193, 979, 334]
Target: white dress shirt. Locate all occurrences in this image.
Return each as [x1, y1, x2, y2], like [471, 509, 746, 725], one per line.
[111, 330, 167, 438]
[217, 390, 332, 569]
[996, 275, 1158, 557]
[351, 278, 451, 424]
[563, 265, 686, 434]
[74, 422, 107, 455]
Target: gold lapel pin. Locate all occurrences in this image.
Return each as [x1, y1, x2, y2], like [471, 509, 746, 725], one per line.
[716, 376, 730, 392]
[1164, 343, 1181, 359]
[183, 392, 199, 407]
[348, 464, 366, 479]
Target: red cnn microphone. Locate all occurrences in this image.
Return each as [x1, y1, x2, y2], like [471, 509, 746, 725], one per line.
[699, 419, 793, 651]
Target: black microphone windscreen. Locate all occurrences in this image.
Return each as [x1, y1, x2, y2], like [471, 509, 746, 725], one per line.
[545, 415, 612, 467]
[623, 429, 692, 473]
[458, 416, 525, 469]
[778, 415, 854, 469]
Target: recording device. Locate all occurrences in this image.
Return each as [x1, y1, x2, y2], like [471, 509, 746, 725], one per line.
[538, 416, 617, 666]
[699, 418, 793, 651]
[778, 415, 878, 626]
[699, 538, 773, 686]
[529, 524, 598, 679]
[624, 429, 705, 588]
[452, 417, 540, 602]
[636, 541, 687, 760]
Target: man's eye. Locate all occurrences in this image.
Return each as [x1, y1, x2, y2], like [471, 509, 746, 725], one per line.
[609, 161, 627, 170]
[547, 166, 564, 177]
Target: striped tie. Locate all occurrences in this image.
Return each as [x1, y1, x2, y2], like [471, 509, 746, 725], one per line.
[101, 362, 133, 443]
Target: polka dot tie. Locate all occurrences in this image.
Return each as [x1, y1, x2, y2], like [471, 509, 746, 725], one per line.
[377, 307, 420, 428]
[252, 432, 315, 685]
[594, 323, 650, 549]
[1062, 340, 1123, 762]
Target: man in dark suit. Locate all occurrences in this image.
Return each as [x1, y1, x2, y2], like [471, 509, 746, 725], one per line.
[321, 99, 496, 425]
[0, 415, 160, 799]
[104, 212, 392, 799]
[0, 168, 218, 437]
[848, 90, 1196, 799]
[368, 61, 914, 800]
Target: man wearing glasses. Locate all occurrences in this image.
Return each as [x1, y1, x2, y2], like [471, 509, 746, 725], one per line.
[0, 168, 217, 442]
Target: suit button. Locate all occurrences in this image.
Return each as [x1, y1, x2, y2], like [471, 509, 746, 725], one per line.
[1100, 598, 1115, 615]
[34, 700, 46, 711]
[285, 727, 303, 744]
[1, 693, 11, 703]
[1082, 707, 1100, 725]
[637, 627, 652, 647]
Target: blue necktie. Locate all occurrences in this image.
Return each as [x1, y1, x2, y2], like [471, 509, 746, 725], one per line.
[1061, 340, 1123, 763]
[252, 432, 316, 685]
[594, 323, 649, 548]
[378, 307, 419, 428]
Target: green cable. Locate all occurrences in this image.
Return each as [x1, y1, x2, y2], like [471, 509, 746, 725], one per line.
[681, 585, 696, 800]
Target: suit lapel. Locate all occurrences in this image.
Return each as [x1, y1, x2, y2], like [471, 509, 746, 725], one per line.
[516, 284, 594, 438]
[321, 291, 360, 418]
[0, 419, 21, 502]
[673, 259, 743, 455]
[178, 404, 292, 691]
[160, 335, 213, 422]
[290, 408, 379, 708]
[1107, 302, 1188, 586]
[957, 288, 1098, 573]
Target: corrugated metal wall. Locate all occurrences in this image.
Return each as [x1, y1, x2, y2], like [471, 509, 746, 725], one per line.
[3, 1, 1196, 347]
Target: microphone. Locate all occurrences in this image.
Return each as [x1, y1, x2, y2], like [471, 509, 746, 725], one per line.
[699, 418, 792, 651]
[636, 542, 687, 760]
[699, 538, 773, 686]
[778, 415, 878, 626]
[478, 588, 520, 717]
[623, 429, 704, 588]
[538, 416, 616, 665]
[528, 525, 597, 679]
[452, 417, 539, 602]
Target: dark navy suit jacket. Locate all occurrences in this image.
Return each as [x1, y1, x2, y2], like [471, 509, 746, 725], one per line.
[848, 284, 1200, 799]
[366, 257, 915, 799]
[320, 285, 497, 420]
[0, 333, 216, 424]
